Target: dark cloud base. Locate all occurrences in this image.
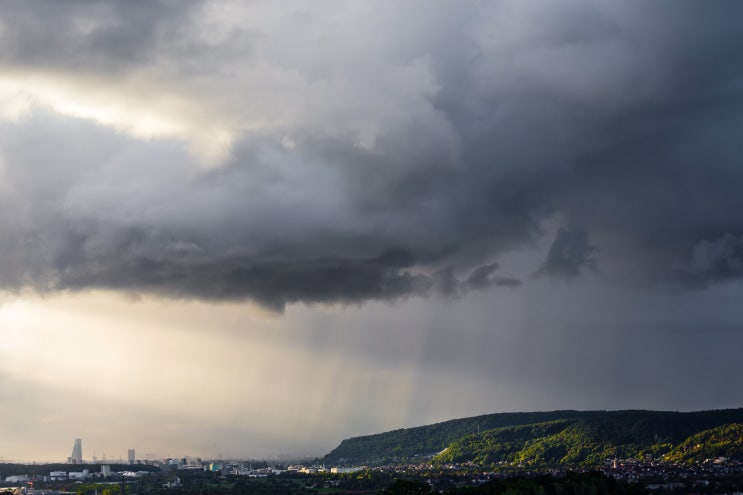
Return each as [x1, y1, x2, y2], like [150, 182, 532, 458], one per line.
[2, 1, 743, 308]
[29, 245, 518, 311]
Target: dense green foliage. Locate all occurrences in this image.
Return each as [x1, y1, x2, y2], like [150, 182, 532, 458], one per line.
[368, 473, 646, 495]
[435, 421, 573, 465]
[5, 470, 643, 495]
[438, 411, 743, 467]
[664, 423, 743, 463]
[455, 472, 646, 495]
[323, 408, 743, 466]
[380, 479, 434, 495]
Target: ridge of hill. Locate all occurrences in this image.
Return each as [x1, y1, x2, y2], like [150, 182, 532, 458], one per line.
[322, 408, 743, 466]
[323, 410, 598, 465]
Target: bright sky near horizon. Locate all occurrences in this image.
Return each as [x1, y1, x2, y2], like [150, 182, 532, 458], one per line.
[2, 0, 743, 462]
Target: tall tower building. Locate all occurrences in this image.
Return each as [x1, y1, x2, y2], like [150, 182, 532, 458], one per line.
[69, 439, 83, 464]
[128, 449, 135, 465]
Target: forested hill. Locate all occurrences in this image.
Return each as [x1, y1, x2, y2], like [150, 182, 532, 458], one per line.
[322, 408, 743, 466]
[322, 410, 601, 464]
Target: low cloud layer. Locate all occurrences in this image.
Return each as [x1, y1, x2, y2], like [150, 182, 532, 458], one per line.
[537, 227, 597, 279]
[2, 1, 743, 309]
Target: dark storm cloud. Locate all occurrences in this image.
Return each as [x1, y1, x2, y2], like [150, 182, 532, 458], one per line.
[58, 248, 433, 311]
[465, 263, 501, 290]
[429, 263, 518, 299]
[682, 233, 743, 286]
[537, 226, 597, 279]
[2, 0, 743, 307]
[493, 277, 522, 289]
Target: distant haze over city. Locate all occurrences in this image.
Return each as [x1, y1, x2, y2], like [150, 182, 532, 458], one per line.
[2, 0, 743, 462]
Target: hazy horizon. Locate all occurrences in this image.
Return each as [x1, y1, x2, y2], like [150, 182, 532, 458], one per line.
[2, 0, 743, 463]
[6, 404, 743, 465]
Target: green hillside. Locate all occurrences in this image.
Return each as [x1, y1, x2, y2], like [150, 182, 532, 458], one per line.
[664, 423, 743, 463]
[322, 410, 599, 464]
[435, 420, 573, 465]
[434, 414, 673, 467]
[322, 408, 743, 466]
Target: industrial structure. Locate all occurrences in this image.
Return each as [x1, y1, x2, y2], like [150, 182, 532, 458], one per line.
[68, 438, 83, 464]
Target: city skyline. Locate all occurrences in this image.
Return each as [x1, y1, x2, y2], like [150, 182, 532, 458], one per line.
[4, 436, 197, 464]
[2, 0, 743, 462]
[68, 439, 82, 464]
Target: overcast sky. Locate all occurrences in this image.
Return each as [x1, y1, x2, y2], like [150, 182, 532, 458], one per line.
[2, 0, 743, 463]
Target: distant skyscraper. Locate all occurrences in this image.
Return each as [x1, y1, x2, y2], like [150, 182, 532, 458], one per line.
[69, 439, 83, 464]
[128, 449, 135, 464]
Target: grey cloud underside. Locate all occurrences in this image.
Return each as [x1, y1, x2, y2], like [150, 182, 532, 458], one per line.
[53, 248, 511, 310]
[0, 0, 203, 71]
[537, 226, 597, 279]
[7, 199, 518, 310]
[683, 233, 743, 287]
[2, 1, 743, 306]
